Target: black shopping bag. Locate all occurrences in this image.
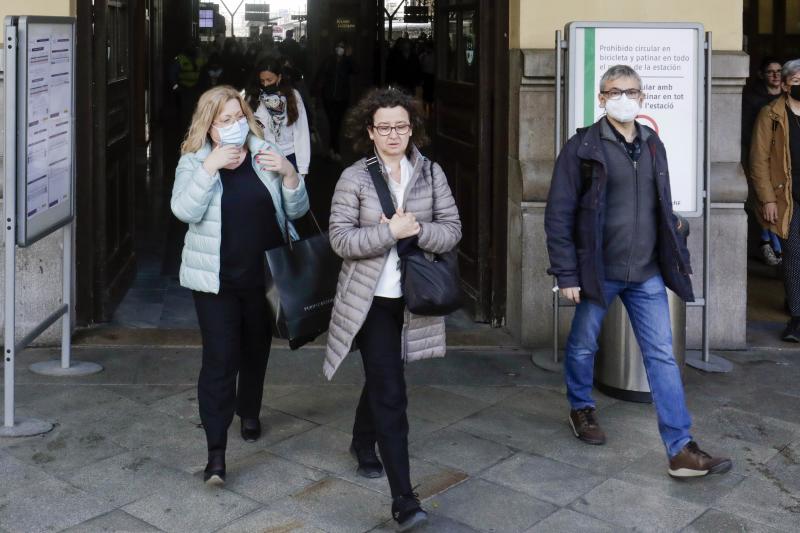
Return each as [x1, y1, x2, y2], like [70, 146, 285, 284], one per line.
[264, 228, 342, 350]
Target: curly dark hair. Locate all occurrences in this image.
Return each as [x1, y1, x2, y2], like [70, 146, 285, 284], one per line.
[344, 87, 429, 156]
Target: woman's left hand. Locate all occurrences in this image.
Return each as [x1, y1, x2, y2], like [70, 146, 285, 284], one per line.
[256, 149, 296, 178]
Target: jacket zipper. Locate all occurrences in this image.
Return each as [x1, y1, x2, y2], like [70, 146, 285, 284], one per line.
[613, 139, 638, 283]
[626, 159, 638, 283]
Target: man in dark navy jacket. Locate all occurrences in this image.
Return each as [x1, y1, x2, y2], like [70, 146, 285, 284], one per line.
[545, 65, 731, 478]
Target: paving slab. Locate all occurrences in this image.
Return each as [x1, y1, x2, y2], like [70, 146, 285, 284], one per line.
[67, 452, 194, 507]
[498, 385, 617, 421]
[452, 405, 563, 452]
[409, 428, 515, 475]
[755, 440, 800, 492]
[715, 475, 800, 531]
[102, 384, 195, 406]
[0, 477, 113, 533]
[327, 411, 448, 445]
[62, 510, 163, 532]
[693, 406, 800, 449]
[370, 512, 479, 532]
[122, 478, 260, 533]
[0, 451, 55, 497]
[526, 425, 653, 477]
[613, 449, 746, 507]
[223, 450, 326, 504]
[271, 477, 389, 533]
[428, 478, 557, 533]
[407, 386, 493, 425]
[215, 508, 325, 533]
[571, 478, 707, 532]
[3, 423, 127, 477]
[682, 509, 788, 533]
[431, 385, 522, 405]
[694, 433, 780, 478]
[268, 424, 355, 474]
[524, 508, 623, 533]
[267, 384, 362, 424]
[480, 452, 605, 506]
[339, 455, 469, 500]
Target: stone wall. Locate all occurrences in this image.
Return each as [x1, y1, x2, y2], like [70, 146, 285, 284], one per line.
[507, 48, 750, 350]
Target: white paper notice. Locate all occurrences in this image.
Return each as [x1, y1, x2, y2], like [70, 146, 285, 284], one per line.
[569, 26, 703, 215]
[25, 24, 72, 219]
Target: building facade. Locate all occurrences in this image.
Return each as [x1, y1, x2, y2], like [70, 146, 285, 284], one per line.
[0, 0, 752, 350]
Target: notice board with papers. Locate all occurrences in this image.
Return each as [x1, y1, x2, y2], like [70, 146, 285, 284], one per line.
[566, 22, 705, 217]
[8, 16, 76, 246]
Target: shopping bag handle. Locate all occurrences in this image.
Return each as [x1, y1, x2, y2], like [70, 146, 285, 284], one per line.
[277, 178, 324, 251]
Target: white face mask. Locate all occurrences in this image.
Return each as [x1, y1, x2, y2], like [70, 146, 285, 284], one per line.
[335, 46, 345, 56]
[604, 97, 641, 123]
[215, 117, 249, 146]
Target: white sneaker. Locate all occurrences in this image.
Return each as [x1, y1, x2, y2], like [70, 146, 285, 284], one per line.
[761, 243, 781, 266]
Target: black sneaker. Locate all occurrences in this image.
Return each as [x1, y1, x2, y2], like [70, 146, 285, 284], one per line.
[350, 440, 384, 478]
[203, 452, 225, 486]
[392, 493, 428, 531]
[782, 317, 800, 342]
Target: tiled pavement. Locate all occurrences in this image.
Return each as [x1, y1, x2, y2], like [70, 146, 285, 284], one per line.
[0, 345, 799, 532]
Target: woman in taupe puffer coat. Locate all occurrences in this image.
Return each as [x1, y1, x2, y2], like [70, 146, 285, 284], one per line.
[326, 88, 461, 531]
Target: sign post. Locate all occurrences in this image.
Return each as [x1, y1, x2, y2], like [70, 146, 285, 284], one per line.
[2, 16, 102, 438]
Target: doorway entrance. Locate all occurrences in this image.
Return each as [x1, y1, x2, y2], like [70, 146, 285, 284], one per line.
[74, 0, 509, 332]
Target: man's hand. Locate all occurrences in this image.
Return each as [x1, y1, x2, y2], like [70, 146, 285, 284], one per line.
[762, 202, 778, 225]
[560, 287, 581, 304]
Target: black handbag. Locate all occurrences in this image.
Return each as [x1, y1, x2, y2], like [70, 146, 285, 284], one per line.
[365, 155, 461, 316]
[265, 196, 342, 350]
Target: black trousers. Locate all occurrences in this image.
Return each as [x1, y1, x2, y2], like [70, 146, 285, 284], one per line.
[352, 296, 413, 498]
[783, 204, 800, 317]
[193, 288, 272, 453]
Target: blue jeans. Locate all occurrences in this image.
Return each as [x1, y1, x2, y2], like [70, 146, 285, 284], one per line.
[564, 275, 693, 458]
[761, 228, 782, 254]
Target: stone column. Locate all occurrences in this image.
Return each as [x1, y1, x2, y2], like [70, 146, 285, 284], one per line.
[507, 48, 750, 350]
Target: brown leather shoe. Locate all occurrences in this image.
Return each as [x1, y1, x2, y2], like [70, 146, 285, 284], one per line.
[668, 441, 732, 478]
[568, 407, 606, 445]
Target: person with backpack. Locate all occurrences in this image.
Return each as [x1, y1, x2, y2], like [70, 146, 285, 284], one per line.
[545, 65, 731, 478]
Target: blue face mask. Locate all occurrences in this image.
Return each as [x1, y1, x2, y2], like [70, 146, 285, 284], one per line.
[215, 117, 250, 146]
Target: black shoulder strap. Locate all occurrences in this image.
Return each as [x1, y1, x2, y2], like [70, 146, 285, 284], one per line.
[574, 128, 594, 195]
[365, 155, 396, 217]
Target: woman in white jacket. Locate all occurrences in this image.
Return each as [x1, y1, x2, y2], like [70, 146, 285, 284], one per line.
[248, 59, 311, 177]
[171, 85, 309, 486]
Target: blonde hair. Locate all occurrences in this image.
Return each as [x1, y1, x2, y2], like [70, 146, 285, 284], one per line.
[180, 85, 263, 155]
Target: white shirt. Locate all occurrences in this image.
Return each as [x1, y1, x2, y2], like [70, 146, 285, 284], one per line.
[374, 156, 414, 298]
[254, 89, 311, 175]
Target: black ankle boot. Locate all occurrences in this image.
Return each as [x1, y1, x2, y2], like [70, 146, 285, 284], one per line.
[392, 493, 428, 531]
[349, 440, 384, 478]
[203, 452, 226, 486]
[240, 417, 261, 442]
[782, 317, 800, 342]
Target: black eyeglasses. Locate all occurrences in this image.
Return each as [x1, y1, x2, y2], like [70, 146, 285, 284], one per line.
[371, 123, 411, 136]
[600, 88, 642, 100]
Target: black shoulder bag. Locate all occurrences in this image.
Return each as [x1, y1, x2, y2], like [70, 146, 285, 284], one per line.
[365, 155, 461, 316]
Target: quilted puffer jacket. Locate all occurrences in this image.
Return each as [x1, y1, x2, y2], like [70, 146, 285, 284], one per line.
[324, 147, 462, 379]
[171, 134, 310, 294]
